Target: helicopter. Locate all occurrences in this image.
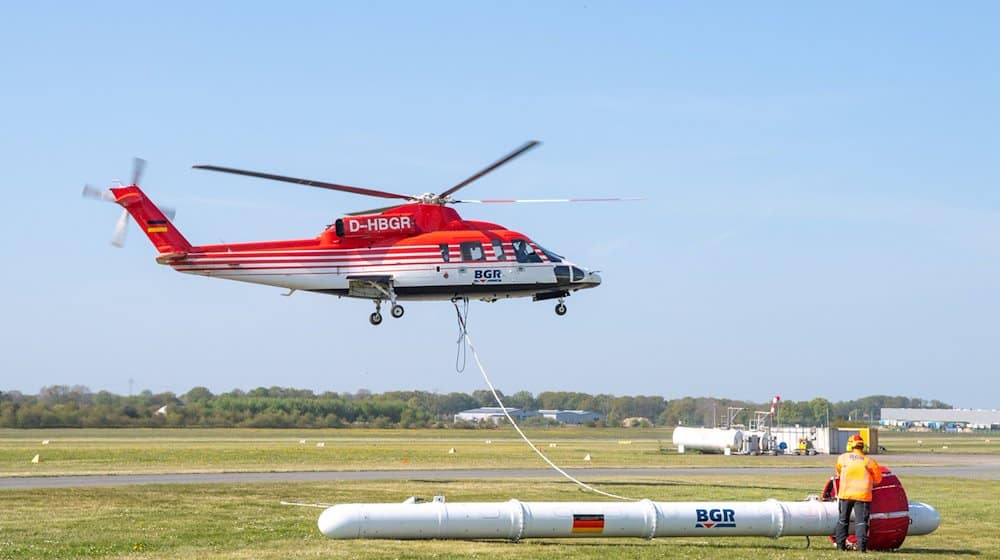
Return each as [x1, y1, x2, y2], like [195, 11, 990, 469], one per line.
[84, 141, 628, 325]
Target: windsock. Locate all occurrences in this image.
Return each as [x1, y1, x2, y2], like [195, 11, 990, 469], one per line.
[770, 395, 781, 416]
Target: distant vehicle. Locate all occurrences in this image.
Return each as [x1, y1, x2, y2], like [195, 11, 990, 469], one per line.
[794, 437, 817, 456]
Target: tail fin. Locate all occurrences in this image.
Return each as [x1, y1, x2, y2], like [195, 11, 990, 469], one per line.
[109, 186, 192, 254]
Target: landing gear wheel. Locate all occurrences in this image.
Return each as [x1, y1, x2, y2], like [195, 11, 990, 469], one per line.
[391, 304, 405, 319]
[555, 302, 567, 316]
[369, 312, 383, 325]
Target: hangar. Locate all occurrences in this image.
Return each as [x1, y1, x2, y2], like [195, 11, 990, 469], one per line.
[880, 408, 1000, 430]
[454, 408, 602, 425]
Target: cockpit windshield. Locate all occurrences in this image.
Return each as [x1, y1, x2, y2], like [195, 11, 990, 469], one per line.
[537, 245, 563, 263]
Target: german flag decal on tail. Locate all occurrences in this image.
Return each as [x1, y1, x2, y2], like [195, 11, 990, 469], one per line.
[146, 219, 168, 233]
[571, 513, 605, 534]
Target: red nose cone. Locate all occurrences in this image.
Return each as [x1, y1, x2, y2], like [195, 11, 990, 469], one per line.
[867, 471, 910, 551]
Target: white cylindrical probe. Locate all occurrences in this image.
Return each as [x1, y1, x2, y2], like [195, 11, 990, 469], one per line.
[319, 498, 939, 543]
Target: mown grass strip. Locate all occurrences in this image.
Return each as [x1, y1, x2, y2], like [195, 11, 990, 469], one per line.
[0, 475, 993, 559]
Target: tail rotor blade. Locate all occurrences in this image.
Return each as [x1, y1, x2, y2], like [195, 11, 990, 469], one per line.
[131, 157, 146, 186]
[82, 184, 115, 202]
[157, 205, 177, 221]
[111, 209, 129, 248]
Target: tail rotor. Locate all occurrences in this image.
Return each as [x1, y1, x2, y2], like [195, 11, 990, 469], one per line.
[82, 158, 174, 248]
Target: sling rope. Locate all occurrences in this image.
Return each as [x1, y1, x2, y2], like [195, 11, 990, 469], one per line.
[453, 299, 636, 501]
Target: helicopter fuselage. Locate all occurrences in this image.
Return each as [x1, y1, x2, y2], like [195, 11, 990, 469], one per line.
[169, 225, 602, 303]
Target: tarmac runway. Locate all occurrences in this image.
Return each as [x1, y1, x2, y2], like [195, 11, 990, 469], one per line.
[3, 455, 998, 490]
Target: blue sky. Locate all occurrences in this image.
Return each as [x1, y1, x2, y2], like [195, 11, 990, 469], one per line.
[1, 3, 997, 407]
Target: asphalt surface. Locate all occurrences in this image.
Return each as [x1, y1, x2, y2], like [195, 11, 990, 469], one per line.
[3, 459, 998, 490]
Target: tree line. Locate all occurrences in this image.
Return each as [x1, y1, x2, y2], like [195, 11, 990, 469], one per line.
[0, 385, 951, 429]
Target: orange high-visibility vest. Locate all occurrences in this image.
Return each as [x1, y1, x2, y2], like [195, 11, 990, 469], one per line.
[836, 450, 883, 502]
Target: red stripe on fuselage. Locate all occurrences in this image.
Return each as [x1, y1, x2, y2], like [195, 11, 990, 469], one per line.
[173, 263, 552, 274]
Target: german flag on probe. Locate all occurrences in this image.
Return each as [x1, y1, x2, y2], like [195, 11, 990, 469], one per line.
[146, 219, 168, 233]
[571, 513, 605, 534]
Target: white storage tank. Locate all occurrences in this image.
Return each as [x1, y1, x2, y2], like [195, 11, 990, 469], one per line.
[672, 427, 744, 454]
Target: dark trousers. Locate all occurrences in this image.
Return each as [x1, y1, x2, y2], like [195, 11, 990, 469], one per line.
[835, 499, 871, 551]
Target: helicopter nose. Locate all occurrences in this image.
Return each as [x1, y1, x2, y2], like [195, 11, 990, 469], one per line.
[583, 270, 601, 287]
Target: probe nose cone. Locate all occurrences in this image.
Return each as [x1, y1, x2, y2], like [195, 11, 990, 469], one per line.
[907, 502, 941, 536]
[318, 505, 362, 539]
[586, 270, 602, 286]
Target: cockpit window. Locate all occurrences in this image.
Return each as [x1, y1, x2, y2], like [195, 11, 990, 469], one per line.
[460, 241, 486, 261]
[538, 245, 563, 263]
[491, 239, 506, 261]
[512, 239, 543, 263]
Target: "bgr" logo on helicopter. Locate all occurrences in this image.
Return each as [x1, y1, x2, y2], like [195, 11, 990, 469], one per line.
[474, 269, 502, 282]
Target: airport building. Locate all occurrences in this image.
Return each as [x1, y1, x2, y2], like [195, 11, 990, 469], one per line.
[880, 408, 1000, 430]
[538, 409, 603, 424]
[454, 408, 602, 425]
[454, 407, 538, 424]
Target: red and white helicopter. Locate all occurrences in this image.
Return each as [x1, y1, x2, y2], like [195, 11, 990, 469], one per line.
[85, 141, 625, 325]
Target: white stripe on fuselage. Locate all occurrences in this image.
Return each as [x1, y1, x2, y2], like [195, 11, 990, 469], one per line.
[167, 241, 594, 301]
[173, 260, 567, 300]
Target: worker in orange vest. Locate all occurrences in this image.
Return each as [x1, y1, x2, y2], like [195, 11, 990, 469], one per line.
[834, 434, 883, 552]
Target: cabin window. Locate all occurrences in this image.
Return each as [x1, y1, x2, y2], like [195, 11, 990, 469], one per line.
[491, 239, 506, 261]
[512, 239, 542, 263]
[439, 244, 450, 262]
[460, 241, 486, 261]
[572, 266, 585, 281]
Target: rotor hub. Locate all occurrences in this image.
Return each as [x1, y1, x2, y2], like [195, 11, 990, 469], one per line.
[415, 193, 442, 204]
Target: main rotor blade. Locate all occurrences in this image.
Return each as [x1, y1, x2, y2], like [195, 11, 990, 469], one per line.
[453, 197, 644, 204]
[192, 165, 413, 201]
[438, 140, 540, 199]
[344, 204, 407, 216]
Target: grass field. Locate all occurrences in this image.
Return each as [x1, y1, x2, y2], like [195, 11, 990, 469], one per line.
[1, 429, 998, 559]
[2, 475, 996, 559]
[2, 428, 997, 477]
[0, 427, 678, 476]
[877, 431, 999, 454]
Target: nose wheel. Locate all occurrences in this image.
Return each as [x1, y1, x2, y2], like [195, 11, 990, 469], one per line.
[391, 304, 405, 318]
[370, 300, 384, 326]
[555, 301, 567, 316]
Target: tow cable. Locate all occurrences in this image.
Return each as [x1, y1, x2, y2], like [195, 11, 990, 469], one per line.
[452, 299, 636, 501]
